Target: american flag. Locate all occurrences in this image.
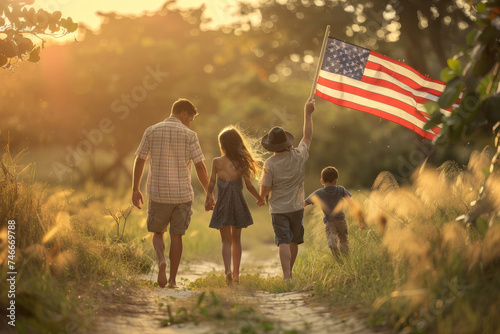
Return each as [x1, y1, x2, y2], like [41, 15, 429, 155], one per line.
[315, 38, 458, 140]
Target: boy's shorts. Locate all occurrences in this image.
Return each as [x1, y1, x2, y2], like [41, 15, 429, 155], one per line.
[271, 209, 304, 246]
[147, 200, 192, 235]
[325, 219, 349, 254]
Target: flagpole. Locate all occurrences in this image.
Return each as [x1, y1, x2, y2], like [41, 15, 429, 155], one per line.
[310, 25, 331, 98]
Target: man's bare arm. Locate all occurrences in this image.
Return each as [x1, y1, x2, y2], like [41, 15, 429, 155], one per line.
[132, 157, 146, 209]
[300, 97, 315, 149]
[195, 160, 210, 193]
[205, 160, 217, 211]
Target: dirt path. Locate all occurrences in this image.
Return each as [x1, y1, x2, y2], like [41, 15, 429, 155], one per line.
[93, 249, 387, 334]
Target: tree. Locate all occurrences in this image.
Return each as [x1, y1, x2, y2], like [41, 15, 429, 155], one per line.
[0, 0, 78, 70]
[419, 0, 500, 228]
[425, 0, 500, 143]
[224, 0, 473, 77]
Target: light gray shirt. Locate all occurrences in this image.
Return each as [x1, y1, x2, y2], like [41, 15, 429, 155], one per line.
[260, 142, 309, 214]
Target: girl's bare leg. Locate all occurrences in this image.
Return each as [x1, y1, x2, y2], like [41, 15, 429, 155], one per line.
[220, 226, 232, 284]
[231, 226, 242, 282]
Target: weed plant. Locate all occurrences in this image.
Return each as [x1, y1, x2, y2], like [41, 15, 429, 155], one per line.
[294, 149, 500, 333]
[0, 147, 153, 333]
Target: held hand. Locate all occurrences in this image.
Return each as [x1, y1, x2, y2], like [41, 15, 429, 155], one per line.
[205, 195, 215, 211]
[256, 196, 266, 206]
[305, 97, 315, 114]
[132, 190, 144, 209]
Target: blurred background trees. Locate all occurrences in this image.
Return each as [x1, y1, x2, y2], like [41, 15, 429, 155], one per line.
[0, 0, 490, 190]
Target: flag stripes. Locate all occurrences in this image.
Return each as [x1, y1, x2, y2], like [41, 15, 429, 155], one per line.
[316, 38, 459, 140]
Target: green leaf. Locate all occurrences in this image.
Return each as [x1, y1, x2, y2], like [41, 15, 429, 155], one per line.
[438, 77, 463, 108]
[28, 47, 40, 62]
[68, 22, 78, 33]
[424, 116, 443, 131]
[447, 58, 462, 73]
[51, 11, 62, 22]
[16, 37, 34, 54]
[441, 68, 457, 82]
[0, 39, 18, 57]
[424, 102, 441, 115]
[424, 107, 444, 130]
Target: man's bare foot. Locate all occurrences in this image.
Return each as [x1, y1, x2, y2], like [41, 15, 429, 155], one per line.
[157, 262, 167, 288]
[167, 282, 178, 289]
[232, 275, 239, 283]
[225, 272, 233, 286]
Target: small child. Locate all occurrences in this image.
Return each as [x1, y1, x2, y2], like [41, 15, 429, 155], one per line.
[205, 126, 265, 285]
[305, 166, 366, 256]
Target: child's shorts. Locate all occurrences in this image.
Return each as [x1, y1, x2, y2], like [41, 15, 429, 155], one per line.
[324, 219, 349, 254]
[271, 209, 304, 246]
[147, 200, 192, 235]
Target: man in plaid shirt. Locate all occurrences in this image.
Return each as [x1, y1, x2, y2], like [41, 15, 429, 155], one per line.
[132, 99, 214, 288]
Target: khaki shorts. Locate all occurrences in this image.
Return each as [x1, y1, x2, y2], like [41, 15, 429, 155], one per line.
[325, 219, 349, 255]
[147, 200, 192, 235]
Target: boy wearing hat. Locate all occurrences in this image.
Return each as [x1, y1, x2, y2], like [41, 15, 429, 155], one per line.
[260, 97, 315, 281]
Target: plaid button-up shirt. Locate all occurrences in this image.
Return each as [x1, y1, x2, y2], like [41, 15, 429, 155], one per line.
[135, 117, 205, 204]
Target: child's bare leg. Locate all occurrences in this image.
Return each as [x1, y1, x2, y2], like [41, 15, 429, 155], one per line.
[278, 243, 292, 281]
[231, 226, 242, 282]
[152, 232, 167, 288]
[289, 242, 298, 278]
[220, 226, 232, 284]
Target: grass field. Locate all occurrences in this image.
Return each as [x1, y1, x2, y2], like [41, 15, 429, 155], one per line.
[1, 147, 500, 333]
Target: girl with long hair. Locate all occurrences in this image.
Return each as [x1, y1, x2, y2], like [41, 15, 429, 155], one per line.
[205, 126, 265, 284]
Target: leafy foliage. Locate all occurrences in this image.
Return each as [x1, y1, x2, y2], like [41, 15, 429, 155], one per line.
[0, 0, 78, 69]
[425, 0, 500, 143]
[230, 0, 474, 75]
[0, 3, 478, 188]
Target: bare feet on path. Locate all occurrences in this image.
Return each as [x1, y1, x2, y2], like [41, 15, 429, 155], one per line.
[94, 248, 388, 333]
[225, 272, 233, 285]
[157, 261, 167, 288]
[167, 280, 178, 289]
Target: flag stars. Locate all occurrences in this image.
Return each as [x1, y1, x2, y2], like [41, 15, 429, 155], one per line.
[321, 38, 370, 80]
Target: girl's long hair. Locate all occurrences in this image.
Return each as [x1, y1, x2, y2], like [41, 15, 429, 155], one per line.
[218, 126, 263, 179]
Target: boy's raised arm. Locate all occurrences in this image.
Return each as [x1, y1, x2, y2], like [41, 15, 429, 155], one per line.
[300, 97, 316, 149]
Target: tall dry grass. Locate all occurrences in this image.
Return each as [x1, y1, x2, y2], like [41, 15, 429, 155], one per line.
[295, 148, 500, 333]
[0, 147, 152, 333]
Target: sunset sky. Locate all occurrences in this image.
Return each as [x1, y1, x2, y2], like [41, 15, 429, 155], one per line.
[32, 0, 252, 31]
